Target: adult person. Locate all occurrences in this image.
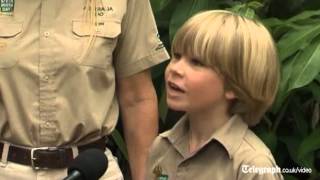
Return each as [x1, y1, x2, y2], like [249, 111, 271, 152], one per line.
[0, 0, 169, 179]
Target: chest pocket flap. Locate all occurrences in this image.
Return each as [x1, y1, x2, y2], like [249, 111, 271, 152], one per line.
[0, 21, 22, 68]
[72, 20, 121, 38]
[0, 22, 22, 37]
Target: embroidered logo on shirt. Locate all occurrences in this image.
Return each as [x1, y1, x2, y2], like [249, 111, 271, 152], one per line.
[0, 0, 14, 16]
[155, 33, 165, 51]
[153, 165, 169, 180]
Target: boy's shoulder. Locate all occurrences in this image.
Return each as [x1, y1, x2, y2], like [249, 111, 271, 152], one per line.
[234, 129, 283, 179]
[149, 130, 172, 155]
[234, 128, 276, 165]
[147, 129, 173, 172]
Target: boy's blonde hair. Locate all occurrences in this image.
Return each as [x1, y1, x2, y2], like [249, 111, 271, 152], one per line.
[172, 10, 280, 126]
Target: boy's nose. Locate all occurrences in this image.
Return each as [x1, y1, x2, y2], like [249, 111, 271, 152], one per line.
[169, 60, 185, 77]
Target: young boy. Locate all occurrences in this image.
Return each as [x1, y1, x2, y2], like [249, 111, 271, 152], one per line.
[146, 10, 283, 180]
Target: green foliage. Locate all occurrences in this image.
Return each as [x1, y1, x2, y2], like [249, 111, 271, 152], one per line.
[111, 129, 128, 160]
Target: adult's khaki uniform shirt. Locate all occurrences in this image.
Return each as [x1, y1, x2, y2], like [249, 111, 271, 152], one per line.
[0, 0, 169, 147]
[147, 115, 284, 180]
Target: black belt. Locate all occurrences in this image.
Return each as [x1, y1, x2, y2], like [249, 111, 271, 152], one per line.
[0, 137, 107, 169]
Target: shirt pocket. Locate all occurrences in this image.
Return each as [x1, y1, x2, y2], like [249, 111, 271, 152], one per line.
[0, 21, 22, 69]
[72, 19, 121, 69]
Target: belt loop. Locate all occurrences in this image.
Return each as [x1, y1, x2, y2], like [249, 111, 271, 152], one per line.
[0, 142, 9, 167]
[71, 146, 79, 158]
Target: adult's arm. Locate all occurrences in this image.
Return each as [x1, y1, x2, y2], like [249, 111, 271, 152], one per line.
[117, 69, 158, 180]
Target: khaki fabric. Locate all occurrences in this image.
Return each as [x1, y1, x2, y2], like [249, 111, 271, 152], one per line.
[0, 0, 169, 147]
[147, 115, 283, 180]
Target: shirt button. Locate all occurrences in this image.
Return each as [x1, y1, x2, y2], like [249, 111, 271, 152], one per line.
[43, 75, 49, 81]
[45, 121, 51, 126]
[44, 31, 50, 38]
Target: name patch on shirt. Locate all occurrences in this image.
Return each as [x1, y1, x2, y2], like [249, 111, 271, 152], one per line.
[83, 0, 116, 18]
[0, 0, 14, 16]
[158, 175, 169, 180]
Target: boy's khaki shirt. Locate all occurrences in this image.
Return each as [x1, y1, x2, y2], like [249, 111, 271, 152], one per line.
[0, 0, 169, 147]
[147, 115, 284, 180]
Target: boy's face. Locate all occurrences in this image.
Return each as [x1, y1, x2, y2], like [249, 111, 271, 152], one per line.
[165, 53, 235, 113]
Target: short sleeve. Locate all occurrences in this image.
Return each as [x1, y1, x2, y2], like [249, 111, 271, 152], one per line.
[113, 0, 170, 78]
[238, 154, 284, 180]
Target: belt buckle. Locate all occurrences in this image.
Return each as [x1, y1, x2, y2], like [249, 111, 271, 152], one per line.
[31, 147, 58, 170]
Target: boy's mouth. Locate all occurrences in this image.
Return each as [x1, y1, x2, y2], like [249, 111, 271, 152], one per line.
[167, 81, 186, 93]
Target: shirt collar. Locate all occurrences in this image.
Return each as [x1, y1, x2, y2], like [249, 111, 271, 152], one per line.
[160, 114, 248, 159]
[159, 115, 189, 158]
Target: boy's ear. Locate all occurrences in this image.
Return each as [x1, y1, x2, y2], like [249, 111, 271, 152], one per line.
[225, 90, 236, 100]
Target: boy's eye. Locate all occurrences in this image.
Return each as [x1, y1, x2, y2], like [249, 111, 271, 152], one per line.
[173, 52, 182, 60]
[190, 58, 204, 66]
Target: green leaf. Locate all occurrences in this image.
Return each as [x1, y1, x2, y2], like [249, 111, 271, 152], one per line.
[297, 128, 320, 170]
[256, 131, 278, 153]
[229, 4, 256, 19]
[317, 74, 320, 83]
[290, 96, 309, 137]
[277, 24, 320, 61]
[307, 82, 320, 102]
[295, 19, 320, 26]
[279, 133, 314, 168]
[111, 129, 128, 160]
[288, 41, 320, 91]
[153, 0, 179, 30]
[272, 52, 300, 113]
[242, 8, 255, 19]
[151, 0, 171, 13]
[283, 175, 299, 180]
[272, 26, 296, 41]
[263, 18, 287, 29]
[263, 18, 307, 41]
[298, 127, 320, 164]
[263, 17, 304, 31]
[315, 73, 320, 84]
[279, 135, 303, 166]
[271, 99, 289, 132]
[169, 0, 211, 42]
[247, 1, 263, 10]
[287, 9, 320, 23]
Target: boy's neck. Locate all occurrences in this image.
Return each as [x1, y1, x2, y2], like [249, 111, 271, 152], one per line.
[187, 105, 230, 153]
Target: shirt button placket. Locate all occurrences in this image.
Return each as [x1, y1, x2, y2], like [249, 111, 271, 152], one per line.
[38, 0, 59, 145]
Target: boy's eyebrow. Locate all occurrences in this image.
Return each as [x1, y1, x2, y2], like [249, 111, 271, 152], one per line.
[190, 56, 201, 61]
